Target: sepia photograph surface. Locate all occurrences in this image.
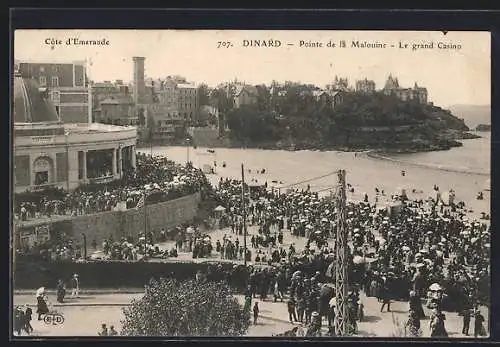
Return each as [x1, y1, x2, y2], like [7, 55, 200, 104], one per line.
[12, 29, 491, 338]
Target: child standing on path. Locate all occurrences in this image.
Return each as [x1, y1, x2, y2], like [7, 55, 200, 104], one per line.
[253, 302, 259, 325]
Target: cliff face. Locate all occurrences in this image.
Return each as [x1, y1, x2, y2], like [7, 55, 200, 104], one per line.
[448, 104, 491, 129]
[226, 92, 477, 153]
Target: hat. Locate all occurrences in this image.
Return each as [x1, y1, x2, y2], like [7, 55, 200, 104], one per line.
[312, 311, 319, 317]
[73, 274, 79, 277]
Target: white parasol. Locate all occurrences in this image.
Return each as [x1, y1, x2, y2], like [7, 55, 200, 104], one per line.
[353, 255, 365, 264]
[429, 283, 443, 291]
[36, 287, 45, 297]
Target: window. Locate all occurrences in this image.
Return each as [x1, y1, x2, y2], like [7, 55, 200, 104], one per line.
[39, 76, 47, 86]
[40, 67, 45, 73]
[51, 76, 59, 87]
[51, 91, 60, 104]
[35, 171, 49, 185]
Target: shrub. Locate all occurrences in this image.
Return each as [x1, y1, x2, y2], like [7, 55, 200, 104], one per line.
[120, 278, 250, 336]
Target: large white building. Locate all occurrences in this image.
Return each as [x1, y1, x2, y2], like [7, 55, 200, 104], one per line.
[13, 76, 137, 193]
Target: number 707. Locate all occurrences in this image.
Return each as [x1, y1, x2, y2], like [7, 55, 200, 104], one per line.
[217, 41, 233, 48]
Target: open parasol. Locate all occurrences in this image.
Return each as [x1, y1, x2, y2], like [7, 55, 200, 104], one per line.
[429, 283, 443, 291]
[36, 287, 45, 297]
[353, 255, 365, 264]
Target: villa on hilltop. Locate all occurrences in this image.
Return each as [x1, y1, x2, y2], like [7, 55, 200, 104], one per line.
[383, 74, 428, 104]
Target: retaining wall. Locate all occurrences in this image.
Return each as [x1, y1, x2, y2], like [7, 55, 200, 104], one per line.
[15, 192, 201, 248]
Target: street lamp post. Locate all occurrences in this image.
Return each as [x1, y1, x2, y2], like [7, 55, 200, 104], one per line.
[119, 143, 123, 181]
[65, 131, 70, 192]
[150, 128, 153, 157]
[81, 233, 87, 259]
[186, 138, 191, 164]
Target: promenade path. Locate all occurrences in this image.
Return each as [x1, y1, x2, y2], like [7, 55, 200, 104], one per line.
[13, 291, 488, 338]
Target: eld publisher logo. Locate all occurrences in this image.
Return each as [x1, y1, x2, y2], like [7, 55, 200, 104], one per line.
[43, 312, 65, 326]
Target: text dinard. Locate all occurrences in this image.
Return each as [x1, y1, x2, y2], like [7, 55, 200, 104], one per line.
[241, 39, 461, 51]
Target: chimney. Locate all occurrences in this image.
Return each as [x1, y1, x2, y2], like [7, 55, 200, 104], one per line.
[132, 56, 146, 105]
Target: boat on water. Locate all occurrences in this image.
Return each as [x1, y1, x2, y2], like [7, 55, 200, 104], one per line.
[207, 148, 215, 154]
[484, 179, 490, 191]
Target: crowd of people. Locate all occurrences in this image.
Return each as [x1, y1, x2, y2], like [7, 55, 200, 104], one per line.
[15, 153, 490, 337]
[197, 176, 491, 337]
[14, 154, 211, 221]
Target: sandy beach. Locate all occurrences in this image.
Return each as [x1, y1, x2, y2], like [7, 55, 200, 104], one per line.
[140, 141, 490, 220]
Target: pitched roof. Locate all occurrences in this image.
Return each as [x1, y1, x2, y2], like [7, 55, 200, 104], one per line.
[234, 84, 258, 97]
[312, 90, 328, 98]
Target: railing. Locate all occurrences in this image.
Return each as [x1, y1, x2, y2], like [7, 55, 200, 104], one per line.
[87, 175, 115, 184]
[31, 136, 56, 144]
[29, 183, 58, 191]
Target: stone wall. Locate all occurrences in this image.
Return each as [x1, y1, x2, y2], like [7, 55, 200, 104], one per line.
[67, 192, 201, 244]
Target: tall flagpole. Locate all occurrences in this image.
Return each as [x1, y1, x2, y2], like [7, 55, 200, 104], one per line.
[143, 192, 148, 248]
[241, 164, 247, 266]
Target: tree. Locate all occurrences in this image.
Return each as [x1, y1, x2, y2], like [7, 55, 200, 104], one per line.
[210, 86, 234, 113]
[198, 83, 210, 106]
[137, 108, 146, 126]
[120, 278, 251, 337]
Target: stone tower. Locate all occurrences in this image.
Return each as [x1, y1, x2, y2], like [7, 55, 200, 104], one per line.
[132, 57, 146, 105]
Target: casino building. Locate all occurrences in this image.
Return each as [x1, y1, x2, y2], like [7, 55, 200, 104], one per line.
[13, 76, 137, 193]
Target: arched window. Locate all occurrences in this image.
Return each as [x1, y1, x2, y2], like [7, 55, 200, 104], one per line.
[32, 156, 53, 185]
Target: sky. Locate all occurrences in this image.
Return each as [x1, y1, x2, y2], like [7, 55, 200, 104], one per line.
[14, 30, 490, 107]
